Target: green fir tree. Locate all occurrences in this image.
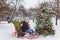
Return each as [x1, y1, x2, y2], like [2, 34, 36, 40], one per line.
[35, 3, 55, 36]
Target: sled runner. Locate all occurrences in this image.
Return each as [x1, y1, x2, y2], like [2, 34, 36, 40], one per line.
[12, 31, 40, 39]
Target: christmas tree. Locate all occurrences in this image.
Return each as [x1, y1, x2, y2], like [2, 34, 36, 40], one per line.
[35, 3, 55, 36]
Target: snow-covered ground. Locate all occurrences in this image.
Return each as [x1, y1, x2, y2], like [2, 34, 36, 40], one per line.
[0, 17, 60, 40]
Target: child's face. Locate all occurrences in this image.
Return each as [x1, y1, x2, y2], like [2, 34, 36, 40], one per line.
[15, 19, 19, 22]
[24, 19, 29, 23]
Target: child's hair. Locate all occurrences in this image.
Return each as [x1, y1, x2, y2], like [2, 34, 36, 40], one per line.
[15, 19, 19, 21]
[24, 18, 29, 23]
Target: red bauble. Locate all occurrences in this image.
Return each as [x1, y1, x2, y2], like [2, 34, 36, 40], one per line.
[42, 29, 44, 32]
[42, 16, 44, 18]
[44, 22, 46, 24]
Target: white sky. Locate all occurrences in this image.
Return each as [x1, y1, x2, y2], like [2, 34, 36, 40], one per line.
[6, 0, 53, 9]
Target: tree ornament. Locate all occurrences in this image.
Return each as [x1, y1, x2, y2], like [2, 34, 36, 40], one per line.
[49, 29, 53, 32]
[42, 16, 45, 18]
[44, 22, 46, 24]
[42, 29, 44, 32]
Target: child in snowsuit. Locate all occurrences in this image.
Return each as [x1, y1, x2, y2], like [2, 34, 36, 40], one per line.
[17, 20, 30, 38]
[12, 19, 22, 32]
[17, 19, 34, 38]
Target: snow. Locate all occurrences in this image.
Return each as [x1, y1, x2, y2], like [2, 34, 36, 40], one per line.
[0, 17, 60, 40]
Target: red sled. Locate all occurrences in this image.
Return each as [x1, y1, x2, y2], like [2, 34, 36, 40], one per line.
[12, 31, 17, 37]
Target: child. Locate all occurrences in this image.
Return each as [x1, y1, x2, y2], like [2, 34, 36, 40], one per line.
[17, 19, 34, 38]
[17, 19, 30, 38]
[22, 19, 34, 35]
[12, 19, 22, 32]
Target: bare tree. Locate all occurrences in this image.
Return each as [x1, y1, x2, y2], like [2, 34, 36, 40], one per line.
[0, 0, 24, 21]
[47, 0, 60, 25]
[0, 0, 11, 21]
[18, 5, 28, 17]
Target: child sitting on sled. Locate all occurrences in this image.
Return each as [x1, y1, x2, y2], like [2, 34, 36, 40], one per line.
[12, 19, 23, 32]
[17, 19, 34, 38]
